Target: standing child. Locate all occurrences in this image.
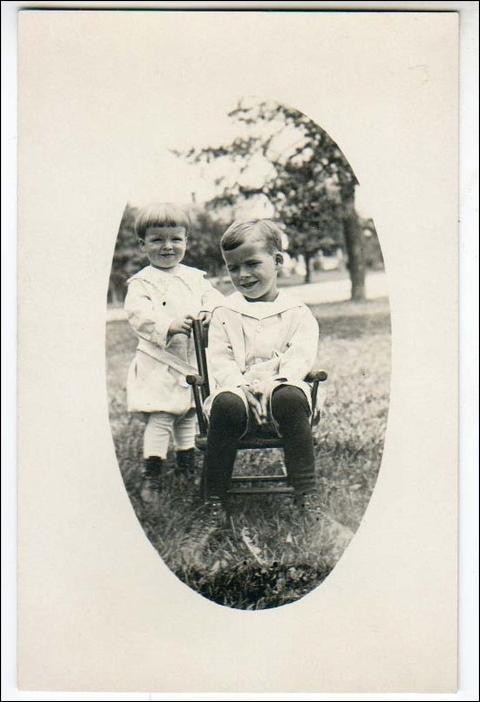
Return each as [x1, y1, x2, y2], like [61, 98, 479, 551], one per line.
[192, 219, 325, 544]
[124, 203, 222, 499]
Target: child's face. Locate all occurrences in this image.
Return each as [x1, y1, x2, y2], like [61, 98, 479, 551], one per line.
[139, 226, 186, 269]
[223, 238, 282, 302]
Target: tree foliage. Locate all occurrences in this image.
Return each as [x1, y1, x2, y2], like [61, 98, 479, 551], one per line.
[109, 204, 142, 305]
[178, 99, 367, 296]
[182, 208, 225, 275]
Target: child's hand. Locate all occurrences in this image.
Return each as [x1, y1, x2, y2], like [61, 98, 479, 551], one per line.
[168, 315, 193, 337]
[252, 379, 276, 424]
[242, 386, 264, 425]
[198, 311, 212, 328]
[257, 381, 271, 422]
[240, 382, 268, 426]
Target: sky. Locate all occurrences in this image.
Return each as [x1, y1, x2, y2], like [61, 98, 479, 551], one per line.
[127, 98, 371, 221]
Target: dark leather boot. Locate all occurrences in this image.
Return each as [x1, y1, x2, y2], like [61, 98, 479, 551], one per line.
[140, 456, 164, 502]
[175, 448, 196, 477]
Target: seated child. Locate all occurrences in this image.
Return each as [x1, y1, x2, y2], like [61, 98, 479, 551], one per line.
[195, 218, 324, 539]
[124, 202, 223, 499]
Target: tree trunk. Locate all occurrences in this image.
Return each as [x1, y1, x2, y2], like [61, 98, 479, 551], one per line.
[108, 280, 122, 306]
[343, 194, 366, 301]
[304, 252, 312, 284]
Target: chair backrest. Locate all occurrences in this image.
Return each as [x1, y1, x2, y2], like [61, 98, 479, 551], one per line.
[192, 319, 210, 401]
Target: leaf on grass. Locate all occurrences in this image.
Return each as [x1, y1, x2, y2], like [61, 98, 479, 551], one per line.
[210, 560, 221, 576]
[229, 515, 237, 538]
[285, 532, 294, 544]
[241, 527, 268, 566]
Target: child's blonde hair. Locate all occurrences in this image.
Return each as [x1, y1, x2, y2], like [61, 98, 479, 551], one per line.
[221, 219, 283, 254]
[134, 203, 191, 241]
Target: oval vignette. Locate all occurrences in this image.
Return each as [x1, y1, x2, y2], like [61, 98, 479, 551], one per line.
[105, 100, 391, 610]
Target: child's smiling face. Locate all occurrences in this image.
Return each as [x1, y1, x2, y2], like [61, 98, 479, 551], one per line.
[223, 238, 283, 302]
[140, 226, 187, 269]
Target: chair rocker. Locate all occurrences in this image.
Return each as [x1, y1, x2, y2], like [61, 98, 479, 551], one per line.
[186, 318, 328, 497]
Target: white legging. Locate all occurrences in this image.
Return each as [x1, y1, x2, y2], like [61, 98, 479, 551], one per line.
[143, 409, 197, 459]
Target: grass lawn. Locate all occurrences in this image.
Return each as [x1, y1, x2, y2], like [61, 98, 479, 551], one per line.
[105, 297, 391, 609]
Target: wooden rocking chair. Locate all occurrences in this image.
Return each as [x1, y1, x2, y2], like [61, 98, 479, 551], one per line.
[186, 318, 328, 497]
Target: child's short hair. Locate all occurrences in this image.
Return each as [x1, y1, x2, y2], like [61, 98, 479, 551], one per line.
[221, 219, 283, 254]
[134, 203, 191, 241]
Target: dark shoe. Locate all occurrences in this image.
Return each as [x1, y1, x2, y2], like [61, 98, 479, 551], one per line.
[140, 456, 164, 502]
[175, 448, 196, 477]
[181, 498, 227, 566]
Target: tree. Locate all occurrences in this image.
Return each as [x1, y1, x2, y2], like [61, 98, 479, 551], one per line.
[360, 218, 385, 271]
[108, 204, 144, 304]
[182, 208, 226, 276]
[177, 99, 366, 298]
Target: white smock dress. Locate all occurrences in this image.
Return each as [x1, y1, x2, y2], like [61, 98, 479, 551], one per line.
[125, 264, 223, 415]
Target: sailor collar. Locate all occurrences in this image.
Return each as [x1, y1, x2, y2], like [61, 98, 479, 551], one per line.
[218, 290, 303, 320]
[128, 264, 204, 285]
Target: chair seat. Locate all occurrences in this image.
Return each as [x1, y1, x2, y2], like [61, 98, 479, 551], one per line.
[194, 430, 290, 496]
[195, 434, 284, 451]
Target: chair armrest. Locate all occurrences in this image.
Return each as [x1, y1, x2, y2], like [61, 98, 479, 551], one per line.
[186, 374, 208, 435]
[186, 374, 205, 387]
[306, 368, 327, 428]
[305, 369, 328, 382]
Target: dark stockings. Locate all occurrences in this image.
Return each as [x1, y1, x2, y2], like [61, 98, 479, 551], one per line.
[204, 386, 315, 498]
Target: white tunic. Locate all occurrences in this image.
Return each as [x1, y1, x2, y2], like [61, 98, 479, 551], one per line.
[125, 264, 223, 414]
[204, 291, 326, 425]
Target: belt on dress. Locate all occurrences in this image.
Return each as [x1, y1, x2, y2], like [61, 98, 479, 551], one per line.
[137, 346, 198, 377]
